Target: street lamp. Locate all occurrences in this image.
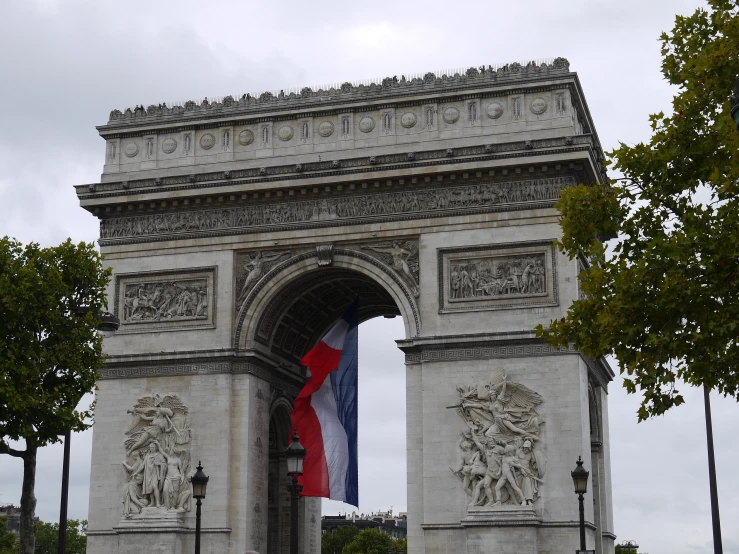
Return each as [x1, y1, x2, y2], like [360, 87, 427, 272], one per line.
[58, 308, 120, 554]
[285, 431, 306, 554]
[192, 461, 209, 554]
[571, 456, 592, 554]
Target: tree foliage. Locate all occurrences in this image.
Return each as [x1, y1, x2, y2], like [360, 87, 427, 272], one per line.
[322, 525, 359, 554]
[340, 528, 406, 554]
[537, 0, 739, 420]
[0, 516, 18, 554]
[34, 519, 88, 554]
[0, 237, 111, 553]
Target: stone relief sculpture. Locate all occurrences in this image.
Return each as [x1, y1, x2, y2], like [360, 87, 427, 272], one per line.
[452, 369, 546, 508]
[121, 393, 192, 518]
[361, 240, 419, 297]
[122, 279, 208, 322]
[450, 254, 545, 300]
[235, 250, 291, 305]
[100, 177, 574, 241]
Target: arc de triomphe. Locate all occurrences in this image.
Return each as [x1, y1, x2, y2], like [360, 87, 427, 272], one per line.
[77, 59, 615, 554]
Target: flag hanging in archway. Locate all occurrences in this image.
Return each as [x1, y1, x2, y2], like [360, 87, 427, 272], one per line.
[291, 299, 358, 507]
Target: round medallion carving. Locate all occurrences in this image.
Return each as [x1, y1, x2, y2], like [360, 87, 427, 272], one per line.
[124, 142, 139, 158]
[278, 125, 294, 141]
[199, 133, 216, 150]
[359, 116, 375, 133]
[400, 112, 418, 128]
[443, 107, 460, 124]
[238, 130, 255, 146]
[530, 98, 548, 115]
[317, 121, 334, 137]
[486, 102, 504, 119]
[161, 138, 177, 154]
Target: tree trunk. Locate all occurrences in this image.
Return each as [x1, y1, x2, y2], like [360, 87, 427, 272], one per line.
[19, 447, 37, 554]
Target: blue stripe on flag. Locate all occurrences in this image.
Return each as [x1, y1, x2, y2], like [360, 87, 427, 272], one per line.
[330, 299, 359, 507]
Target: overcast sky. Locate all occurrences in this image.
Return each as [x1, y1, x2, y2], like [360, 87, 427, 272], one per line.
[1, 0, 737, 552]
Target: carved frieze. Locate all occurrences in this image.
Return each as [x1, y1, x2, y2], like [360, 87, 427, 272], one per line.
[453, 369, 546, 508]
[121, 393, 192, 519]
[438, 241, 558, 312]
[100, 176, 575, 242]
[115, 267, 216, 333]
[161, 137, 177, 154]
[235, 250, 292, 307]
[361, 240, 419, 297]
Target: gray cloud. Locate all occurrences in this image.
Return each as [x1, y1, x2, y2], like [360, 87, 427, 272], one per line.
[1, 0, 737, 552]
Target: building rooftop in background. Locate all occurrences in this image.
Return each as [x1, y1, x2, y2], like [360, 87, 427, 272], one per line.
[322, 510, 407, 539]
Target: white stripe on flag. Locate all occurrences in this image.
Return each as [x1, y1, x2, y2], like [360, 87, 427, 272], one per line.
[311, 375, 349, 501]
[321, 319, 350, 350]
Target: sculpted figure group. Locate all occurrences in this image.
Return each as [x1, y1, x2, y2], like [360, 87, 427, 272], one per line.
[450, 255, 546, 300]
[100, 177, 574, 241]
[121, 394, 193, 518]
[452, 369, 546, 508]
[123, 280, 208, 323]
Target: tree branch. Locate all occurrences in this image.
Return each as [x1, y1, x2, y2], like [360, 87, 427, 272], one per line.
[0, 443, 27, 458]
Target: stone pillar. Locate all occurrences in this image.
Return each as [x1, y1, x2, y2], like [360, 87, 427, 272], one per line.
[229, 374, 270, 553]
[405, 361, 424, 554]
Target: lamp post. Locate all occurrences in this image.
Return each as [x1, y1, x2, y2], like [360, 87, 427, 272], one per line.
[58, 309, 119, 554]
[571, 456, 592, 554]
[192, 461, 209, 554]
[285, 431, 306, 554]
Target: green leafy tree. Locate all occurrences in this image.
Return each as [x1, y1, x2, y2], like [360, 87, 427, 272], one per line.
[537, 0, 739, 420]
[322, 525, 360, 554]
[341, 528, 403, 554]
[0, 516, 18, 554]
[34, 519, 88, 554]
[0, 238, 111, 553]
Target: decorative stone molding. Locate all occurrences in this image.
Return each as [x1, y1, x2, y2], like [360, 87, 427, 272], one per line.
[161, 137, 177, 154]
[438, 240, 558, 313]
[99, 176, 575, 243]
[530, 98, 547, 115]
[358, 116, 375, 133]
[277, 125, 294, 141]
[79, 135, 595, 198]
[443, 107, 460, 124]
[402, 342, 577, 364]
[200, 133, 215, 150]
[238, 129, 255, 145]
[400, 112, 417, 128]
[317, 121, 334, 137]
[114, 267, 216, 333]
[124, 142, 139, 158]
[316, 244, 334, 266]
[486, 102, 504, 119]
[105, 60, 571, 126]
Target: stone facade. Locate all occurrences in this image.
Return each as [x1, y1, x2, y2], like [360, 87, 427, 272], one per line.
[78, 59, 615, 554]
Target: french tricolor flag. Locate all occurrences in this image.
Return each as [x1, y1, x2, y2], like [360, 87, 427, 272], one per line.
[291, 300, 358, 507]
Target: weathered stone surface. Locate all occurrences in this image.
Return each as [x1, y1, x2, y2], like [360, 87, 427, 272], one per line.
[81, 61, 614, 554]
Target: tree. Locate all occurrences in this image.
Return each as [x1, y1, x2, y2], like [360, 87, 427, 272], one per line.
[34, 519, 87, 554]
[341, 528, 404, 554]
[0, 238, 111, 553]
[322, 525, 359, 554]
[0, 516, 18, 554]
[537, 0, 739, 420]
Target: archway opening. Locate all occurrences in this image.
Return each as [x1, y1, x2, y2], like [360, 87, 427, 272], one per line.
[258, 265, 409, 552]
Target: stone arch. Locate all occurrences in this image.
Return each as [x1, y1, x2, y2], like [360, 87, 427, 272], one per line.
[234, 249, 420, 357]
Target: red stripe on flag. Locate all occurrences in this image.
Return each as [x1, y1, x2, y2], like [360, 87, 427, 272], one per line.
[291, 398, 330, 498]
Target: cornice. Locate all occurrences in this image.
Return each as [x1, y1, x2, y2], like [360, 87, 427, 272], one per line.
[100, 60, 573, 131]
[77, 135, 596, 200]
